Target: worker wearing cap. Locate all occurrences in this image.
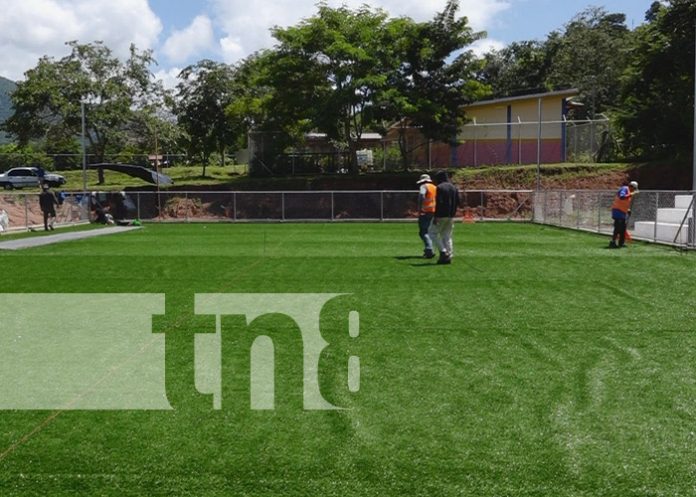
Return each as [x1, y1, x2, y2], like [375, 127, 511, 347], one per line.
[417, 174, 437, 258]
[610, 180, 639, 248]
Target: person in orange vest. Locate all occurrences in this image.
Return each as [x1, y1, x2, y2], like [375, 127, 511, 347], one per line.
[417, 174, 437, 258]
[609, 180, 638, 248]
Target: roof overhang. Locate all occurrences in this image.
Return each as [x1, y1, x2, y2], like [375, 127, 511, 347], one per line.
[465, 88, 580, 109]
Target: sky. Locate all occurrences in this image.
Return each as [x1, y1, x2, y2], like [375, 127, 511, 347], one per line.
[0, 0, 655, 86]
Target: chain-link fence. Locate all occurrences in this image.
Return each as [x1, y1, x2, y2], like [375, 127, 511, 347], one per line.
[0, 190, 535, 232]
[133, 190, 535, 223]
[8, 188, 692, 249]
[533, 190, 696, 249]
[0, 192, 91, 232]
[456, 118, 611, 167]
[246, 118, 612, 174]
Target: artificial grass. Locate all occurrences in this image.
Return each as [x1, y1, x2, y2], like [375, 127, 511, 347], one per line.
[1, 222, 695, 496]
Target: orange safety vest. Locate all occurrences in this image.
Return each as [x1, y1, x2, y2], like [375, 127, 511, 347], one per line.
[611, 186, 632, 213]
[421, 183, 436, 213]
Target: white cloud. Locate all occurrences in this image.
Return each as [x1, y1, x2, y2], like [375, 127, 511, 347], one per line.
[219, 36, 244, 63]
[470, 38, 507, 56]
[458, 0, 511, 31]
[0, 0, 513, 83]
[153, 67, 182, 90]
[161, 15, 215, 64]
[209, 0, 511, 63]
[0, 0, 162, 81]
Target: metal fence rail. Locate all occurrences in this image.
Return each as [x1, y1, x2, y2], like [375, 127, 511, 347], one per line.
[0, 192, 91, 232]
[0, 190, 535, 232]
[137, 190, 535, 223]
[3, 188, 694, 250]
[533, 190, 696, 249]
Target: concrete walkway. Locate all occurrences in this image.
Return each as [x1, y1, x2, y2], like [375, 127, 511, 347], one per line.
[0, 226, 141, 250]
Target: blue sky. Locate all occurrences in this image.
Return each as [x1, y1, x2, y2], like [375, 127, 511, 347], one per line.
[0, 0, 655, 84]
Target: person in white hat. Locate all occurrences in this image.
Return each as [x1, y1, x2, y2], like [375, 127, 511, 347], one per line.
[417, 174, 436, 258]
[609, 180, 639, 248]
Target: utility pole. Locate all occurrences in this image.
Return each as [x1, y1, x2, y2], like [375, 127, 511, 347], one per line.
[536, 97, 542, 192]
[81, 101, 87, 192]
[692, 22, 696, 191]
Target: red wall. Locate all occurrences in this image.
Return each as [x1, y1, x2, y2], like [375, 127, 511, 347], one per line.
[428, 139, 564, 167]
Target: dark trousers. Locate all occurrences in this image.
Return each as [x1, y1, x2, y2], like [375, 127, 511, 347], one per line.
[42, 209, 55, 230]
[612, 217, 626, 246]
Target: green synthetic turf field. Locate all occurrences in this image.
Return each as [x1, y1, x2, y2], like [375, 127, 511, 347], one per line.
[1, 222, 696, 496]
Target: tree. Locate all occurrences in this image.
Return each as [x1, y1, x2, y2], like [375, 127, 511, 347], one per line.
[477, 40, 556, 98]
[615, 0, 695, 160]
[379, 0, 488, 169]
[175, 60, 239, 176]
[3, 41, 159, 166]
[268, 3, 396, 173]
[546, 7, 630, 116]
[224, 52, 277, 148]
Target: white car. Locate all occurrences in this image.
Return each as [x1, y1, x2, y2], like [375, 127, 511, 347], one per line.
[0, 167, 66, 190]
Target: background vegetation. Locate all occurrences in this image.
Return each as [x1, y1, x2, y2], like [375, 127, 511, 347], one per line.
[0, 0, 693, 175]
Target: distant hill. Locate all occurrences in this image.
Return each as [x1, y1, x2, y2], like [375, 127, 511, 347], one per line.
[0, 76, 16, 144]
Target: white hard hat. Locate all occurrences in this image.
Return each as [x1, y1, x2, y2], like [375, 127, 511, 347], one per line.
[417, 174, 432, 184]
[629, 181, 638, 189]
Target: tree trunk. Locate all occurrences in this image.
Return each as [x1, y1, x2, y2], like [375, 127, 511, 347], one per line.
[398, 127, 408, 171]
[345, 120, 359, 175]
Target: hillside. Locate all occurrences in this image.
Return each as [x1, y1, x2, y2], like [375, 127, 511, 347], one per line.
[452, 162, 693, 191]
[0, 75, 16, 144]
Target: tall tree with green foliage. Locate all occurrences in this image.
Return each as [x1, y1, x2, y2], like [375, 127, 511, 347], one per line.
[268, 3, 396, 173]
[224, 52, 277, 147]
[616, 0, 695, 160]
[175, 60, 239, 176]
[478, 7, 629, 115]
[3, 41, 159, 164]
[546, 7, 630, 116]
[477, 39, 557, 98]
[379, 0, 488, 169]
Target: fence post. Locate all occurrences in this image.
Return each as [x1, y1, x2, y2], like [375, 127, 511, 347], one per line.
[282, 192, 286, 221]
[136, 192, 141, 221]
[380, 191, 384, 221]
[653, 192, 659, 243]
[686, 192, 696, 247]
[473, 124, 478, 166]
[185, 191, 189, 223]
[233, 192, 237, 222]
[597, 192, 601, 233]
[479, 191, 484, 220]
[591, 120, 596, 157]
[574, 125, 578, 161]
[24, 193, 29, 230]
[576, 192, 581, 230]
[331, 191, 335, 221]
[518, 118, 522, 165]
[559, 191, 564, 227]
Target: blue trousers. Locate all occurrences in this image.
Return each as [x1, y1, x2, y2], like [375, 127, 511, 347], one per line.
[418, 214, 434, 251]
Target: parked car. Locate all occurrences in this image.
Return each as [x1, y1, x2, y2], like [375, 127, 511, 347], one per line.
[0, 167, 66, 190]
